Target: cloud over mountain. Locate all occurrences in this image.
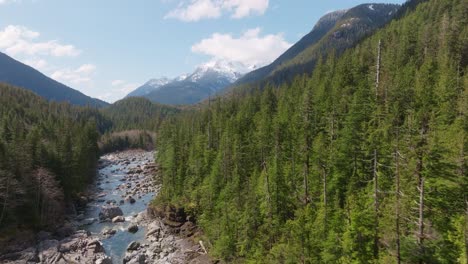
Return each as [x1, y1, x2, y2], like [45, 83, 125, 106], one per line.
[191, 27, 292, 67]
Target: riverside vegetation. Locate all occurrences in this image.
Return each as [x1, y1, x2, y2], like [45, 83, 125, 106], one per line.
[0, 0, 467, 263]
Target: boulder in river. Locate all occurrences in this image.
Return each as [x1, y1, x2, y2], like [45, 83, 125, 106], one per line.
[112, 216, 125, 223]
[102, 228, 117, 237]
[128, 225, 139, 233]
[127, 241, 140, 251]
[125, 195, 136, 204]
[106, 199, 117, 205]
[99, 205, 123, 221]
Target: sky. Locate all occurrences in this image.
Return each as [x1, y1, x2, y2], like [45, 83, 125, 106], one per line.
[0, 0, 406, 103]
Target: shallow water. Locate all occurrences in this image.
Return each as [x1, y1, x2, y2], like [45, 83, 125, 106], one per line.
[82, 151, 156, 263]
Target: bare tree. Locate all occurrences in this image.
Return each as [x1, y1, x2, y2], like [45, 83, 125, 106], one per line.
[32, 168, 65, 227]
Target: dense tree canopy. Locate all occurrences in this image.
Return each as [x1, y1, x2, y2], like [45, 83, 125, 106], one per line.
[101, 97, 180, 132]
[0, 84, 109, 229]
[155, 0, 468, 262]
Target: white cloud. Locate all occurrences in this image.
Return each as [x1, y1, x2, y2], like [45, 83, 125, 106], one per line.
[0, 25, 81, 57]
[0, 0, 19, 4]
[99, 80, 139, 103]
[51, 64, 96, 85]
[222, 0, 269, 19]
[111, 80, 125, 86]
[192, 27, 291, 67]
[119, 83, 139, 94]
[165, 0, 268, 21]
[76, 64, 96, 74]
[165, 0, 221, 21]
[23, 58, 48, 71]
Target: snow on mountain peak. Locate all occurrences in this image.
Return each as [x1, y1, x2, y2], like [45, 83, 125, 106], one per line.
[189, 60, 254, 82]
[175, 74, 189, 82]
[147, 77, 171, 88]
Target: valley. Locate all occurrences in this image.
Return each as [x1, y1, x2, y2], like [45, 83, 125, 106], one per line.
[0, 0, 467, 263]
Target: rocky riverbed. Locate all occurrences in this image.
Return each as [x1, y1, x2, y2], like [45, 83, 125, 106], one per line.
[0, 150, 211, 264]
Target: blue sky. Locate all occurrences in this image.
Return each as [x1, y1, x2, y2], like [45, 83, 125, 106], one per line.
[0, 0, 405, 102]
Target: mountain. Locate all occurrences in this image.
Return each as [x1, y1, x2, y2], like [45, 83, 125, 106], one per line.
[102, 97, 180, 131]
[126, 77, 172, 97]
[0, 52, 108, 107]
[228, 3, 400, 91]
[127, 60, 253, 105]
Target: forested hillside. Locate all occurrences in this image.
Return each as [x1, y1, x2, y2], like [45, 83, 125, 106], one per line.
[0, 84, 110, 229]
[155, 0, 468, 262]
[102, 97, 180, 131]
[227, 3, 399, 93]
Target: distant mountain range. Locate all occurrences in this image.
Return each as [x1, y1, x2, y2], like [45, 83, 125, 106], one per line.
[127, 60, 254, 105]
[1, 3, 399, 108]
[227, 3, 400, 91]
[0, 52, 108, 107]
[127, 3, 399, 105]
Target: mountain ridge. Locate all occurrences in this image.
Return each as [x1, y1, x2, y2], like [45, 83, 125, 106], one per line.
[127, 60, 253, 105]
[225, 3, 400, 92]
[0, 52, 108, 107]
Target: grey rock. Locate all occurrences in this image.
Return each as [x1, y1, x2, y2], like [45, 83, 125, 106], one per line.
[127, 241, 140, 251]
[95, 256, 112, 264]
[99, 205, 123, 220]
[102, 228, 117, 237]
[106, 199, 117, 205]
[112, 216, 125, 223]
[128, 225, 139, 233]
[87, 239, 104, 253]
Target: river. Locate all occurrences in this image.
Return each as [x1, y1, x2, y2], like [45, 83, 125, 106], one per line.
[81, 150, 157, 263]
[0, 149, 211, 264]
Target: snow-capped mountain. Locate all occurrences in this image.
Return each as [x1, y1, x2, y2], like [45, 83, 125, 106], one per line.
[188, 60, 255, 83]
[126, 60, 254, 105]
[126, 77, 171, 97]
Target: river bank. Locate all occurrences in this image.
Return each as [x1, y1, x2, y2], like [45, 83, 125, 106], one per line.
[0, 150, 212, 264]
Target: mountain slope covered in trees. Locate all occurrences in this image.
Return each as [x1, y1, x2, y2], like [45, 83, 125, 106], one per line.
[0, 52, 108, 107]
[227, 3, 400, 92]
[155, 0, 467, 262]
[0, 84, 111, 230]
[101, 97, 180, 131]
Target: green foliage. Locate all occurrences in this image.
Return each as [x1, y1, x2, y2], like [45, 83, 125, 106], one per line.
[98, 130, 156, 154]
[101, 97, 180, 131]
[155, 0, 468, 262]
[0, 84, 106, 229]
